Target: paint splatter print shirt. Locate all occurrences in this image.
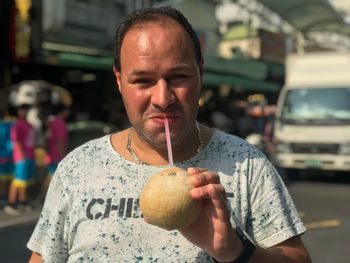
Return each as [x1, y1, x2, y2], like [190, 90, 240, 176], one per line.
[27, 129, 305, 262]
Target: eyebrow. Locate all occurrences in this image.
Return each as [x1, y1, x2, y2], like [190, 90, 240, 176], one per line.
[129, 63, 193, 76]
[129, 70, 149, 76]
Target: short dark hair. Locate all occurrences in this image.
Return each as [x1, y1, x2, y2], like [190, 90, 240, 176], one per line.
[17, 104, 31, 110]
[52, 103, 69, 115]
[114, 7, 203, 72]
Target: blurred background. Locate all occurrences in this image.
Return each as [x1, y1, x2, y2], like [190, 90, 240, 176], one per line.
[0, 0, 350, 262]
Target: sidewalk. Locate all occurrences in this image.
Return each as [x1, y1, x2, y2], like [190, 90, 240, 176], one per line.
[0, 199, 42, 229]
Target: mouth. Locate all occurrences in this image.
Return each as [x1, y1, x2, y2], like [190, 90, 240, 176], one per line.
[149, 117, 177, 126]
[148, 113, 179, 124]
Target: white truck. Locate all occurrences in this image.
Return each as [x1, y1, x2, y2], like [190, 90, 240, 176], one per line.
[272, 52, 350, 175]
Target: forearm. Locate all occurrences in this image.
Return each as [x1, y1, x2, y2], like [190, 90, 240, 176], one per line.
[29, 252, 43, 263]
[247, 244, 311, 263]
[213, 236, 311, 263]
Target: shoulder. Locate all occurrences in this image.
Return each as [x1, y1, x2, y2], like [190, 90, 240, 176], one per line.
[12, 119, 22, 126]
[204, 129, 269, 178]
[53, 116, 66, 125]
[69, 135, 109, 154]
[10, 120, 22, 131]
[211, 129, 265, 159]
[45, 136, 111, 193]
[60, 135, 111, 167]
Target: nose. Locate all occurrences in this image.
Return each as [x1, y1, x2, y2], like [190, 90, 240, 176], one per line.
[150, 79, 175, 109]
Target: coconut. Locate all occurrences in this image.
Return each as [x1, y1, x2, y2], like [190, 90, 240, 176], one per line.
[140, 167, 202, 230]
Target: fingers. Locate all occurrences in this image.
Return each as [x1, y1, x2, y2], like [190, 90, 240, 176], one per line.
[191, 183, 226, 202]
[188, 167, 220, 187]
[206, 184, 228, 211]
[188, 167, 231, 223]
[188, 167, 226, 203]
[191, 184, 230, 221]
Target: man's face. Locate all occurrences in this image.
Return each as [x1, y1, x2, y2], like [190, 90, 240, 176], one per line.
[115, 20, 203, 149]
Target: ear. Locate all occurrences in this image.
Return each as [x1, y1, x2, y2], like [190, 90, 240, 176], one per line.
[113, 66, 122, 93]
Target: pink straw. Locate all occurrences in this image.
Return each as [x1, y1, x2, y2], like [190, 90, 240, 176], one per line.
[164, 118, 174, 166]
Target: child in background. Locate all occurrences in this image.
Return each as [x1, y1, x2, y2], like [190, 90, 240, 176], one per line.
[4, 104, 36, 215]
[41, 104, 69, 198]
[0, 111, 15, 208]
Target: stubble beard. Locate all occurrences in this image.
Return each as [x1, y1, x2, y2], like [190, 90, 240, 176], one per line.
[133, 121, 192, 151]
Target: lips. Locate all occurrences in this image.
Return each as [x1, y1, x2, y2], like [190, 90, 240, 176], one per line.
[149, 116, 178, 125]
[148, 112, 179, 122]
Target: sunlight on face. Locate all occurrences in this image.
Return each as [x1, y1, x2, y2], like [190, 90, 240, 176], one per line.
[116, 19, 203, 149]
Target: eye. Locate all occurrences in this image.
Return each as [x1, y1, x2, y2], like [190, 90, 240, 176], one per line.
[168, 74, 189, 83]
[173, 74, 188, 79]
[133, 78, 155, 87]
[136, 78, 151, 83]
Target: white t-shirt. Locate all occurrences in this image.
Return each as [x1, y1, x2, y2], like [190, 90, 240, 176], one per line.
[27, 129, 305, 262]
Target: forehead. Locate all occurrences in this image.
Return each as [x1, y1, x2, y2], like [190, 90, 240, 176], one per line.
[126, 17, 186, 40]
[120, 19, 193, 58]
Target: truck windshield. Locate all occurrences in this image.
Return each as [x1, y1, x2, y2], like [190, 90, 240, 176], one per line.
[281, 87, 350, 124]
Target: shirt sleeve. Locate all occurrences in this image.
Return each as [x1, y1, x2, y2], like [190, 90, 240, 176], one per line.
[27, 164, 71, 262]
[247, 158, 306, 248]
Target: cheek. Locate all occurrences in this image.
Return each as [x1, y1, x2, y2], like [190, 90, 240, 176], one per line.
[178, 89, 200, 114]
[122, 89, 149, 118]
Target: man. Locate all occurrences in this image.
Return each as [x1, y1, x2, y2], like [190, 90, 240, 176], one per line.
[28, 7, 311, 263]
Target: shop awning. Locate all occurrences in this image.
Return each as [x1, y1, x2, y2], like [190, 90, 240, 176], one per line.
[259, 0, 350, 36]
[203, 71, 280, 92]
[204, 56, 268, 80]
[203, 56, 283, 92]
[40, 51, 113, 70]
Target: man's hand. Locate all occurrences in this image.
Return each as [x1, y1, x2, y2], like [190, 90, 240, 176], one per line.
[180, 167, 312, 263]
[179, 167, 243, 262]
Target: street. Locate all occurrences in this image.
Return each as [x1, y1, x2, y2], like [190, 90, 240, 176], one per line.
[287, 172, 350, 263]
[0, 221, 34, 262]
[0, 173, 349, 263]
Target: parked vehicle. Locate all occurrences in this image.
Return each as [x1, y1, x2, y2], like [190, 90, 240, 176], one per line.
[272, 52, 350, 175]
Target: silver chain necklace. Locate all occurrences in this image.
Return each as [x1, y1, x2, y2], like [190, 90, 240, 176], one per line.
[126, 122, 205, 165]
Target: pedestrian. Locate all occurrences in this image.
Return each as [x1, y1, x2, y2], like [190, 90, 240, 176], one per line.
[4, 104, 36, 215]
[27, 7, 311, 263]
[41, 103, 69, 198]
[0, 110, 15, 208]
